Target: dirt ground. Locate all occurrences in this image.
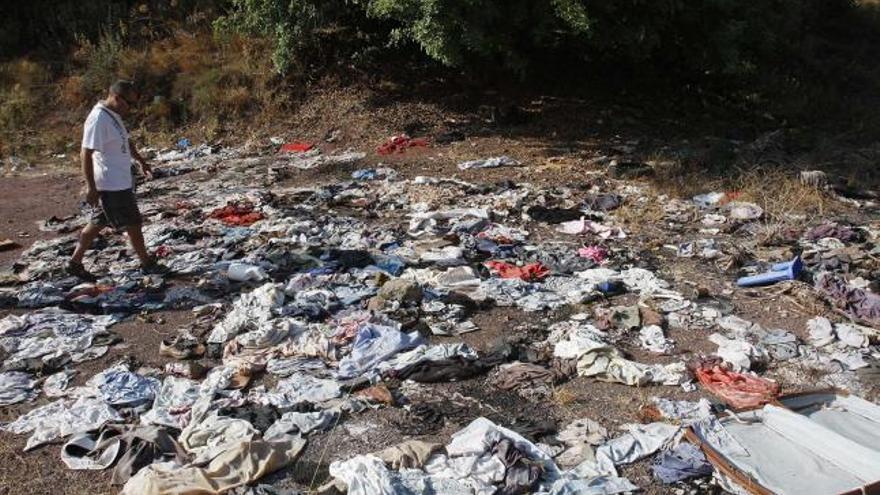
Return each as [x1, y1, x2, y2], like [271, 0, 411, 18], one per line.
[0, 87, 877, 495]
[0, 170, 712, 495]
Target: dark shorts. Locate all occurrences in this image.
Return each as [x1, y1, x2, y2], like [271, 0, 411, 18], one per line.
[90, 189, 142, 229]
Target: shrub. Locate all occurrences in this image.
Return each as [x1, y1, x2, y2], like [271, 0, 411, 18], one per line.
[218, 0, 865, 86]
[0, 60, 50, 133]
[215, 0, 362, 75]
[74, 29, 127, 100]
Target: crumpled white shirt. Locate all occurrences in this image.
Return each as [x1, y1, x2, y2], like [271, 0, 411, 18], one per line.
[4, 395, 122, 450]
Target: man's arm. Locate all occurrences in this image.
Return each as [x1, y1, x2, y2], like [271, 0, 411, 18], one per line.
[81, 148, 99, 206]
[129, 139, 151, 177]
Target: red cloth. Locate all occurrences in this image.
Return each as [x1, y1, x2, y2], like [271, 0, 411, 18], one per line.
[280, 142, 314, 153]
[154, 245, 172, 258]
[484, 261, 550, 282]
[692, 358, 780, 409]
[377, 134, 428, 155]
[208, 202, 265, 226]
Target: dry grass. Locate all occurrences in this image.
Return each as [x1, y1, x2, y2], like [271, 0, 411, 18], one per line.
[614, 195, 666, 229]
[552, 385, 578, 406]
[649, 155, 837, 223]
[732, 167, 831, 221]
[0, 28, 289, 165]
[0, 60, 52, 153]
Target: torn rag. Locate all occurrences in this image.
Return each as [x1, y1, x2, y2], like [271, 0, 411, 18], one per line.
[691, 358, 780, 409]
[485, 261, 550, 282]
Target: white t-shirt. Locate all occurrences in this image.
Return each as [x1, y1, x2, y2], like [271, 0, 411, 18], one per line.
[82, 102, 132, 191]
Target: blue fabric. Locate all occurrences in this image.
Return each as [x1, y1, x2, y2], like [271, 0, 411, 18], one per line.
[99, 368, 161, 407]
[652, 442, 713, 483]
[373, 255, 406, 276]
[352, 169, 378, 180]
[337, 324, 424, 379]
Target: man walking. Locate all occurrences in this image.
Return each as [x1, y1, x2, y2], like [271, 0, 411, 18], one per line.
[68, 80, 167, 281]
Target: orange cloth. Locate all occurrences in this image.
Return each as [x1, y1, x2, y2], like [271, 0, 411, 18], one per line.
[208, 202, 265, 226]
[692, 359, 780, 409]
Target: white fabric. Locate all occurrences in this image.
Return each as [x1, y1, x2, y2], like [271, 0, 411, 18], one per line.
[834, 323, 869, 348]
[61, 430, 122, 470]
[208, 283, 285, 344]
[709, 333, 766, 371]
[374, 343, 478, 374]
[179, 413, 260, 464]
[3, 396, 122, 450]
[330, 454, 397, 495]
[807, 316, 835, 347]
[546, 475, 639, 495]
[0, 371, 37, 406]
[552, 324, 685, 386]
[763, 405, 880, 482]
[264, 410, 337, 439]
[595, 422, 680, 468]
[408, 417, 561, 494]
[638, 325, 673, 354]
[43, 369, 77, 398]
[457, 156, 520, 170]
[651, 397, 712, 424]
[705, 411, 866, 495]
[140, 376, 200, 429]
[262, 372, 341, 408]
[82, 102, 132, 191]
[555, 418, 607, 467]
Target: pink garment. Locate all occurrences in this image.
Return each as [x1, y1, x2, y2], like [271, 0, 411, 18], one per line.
[578, 245, 608, 263]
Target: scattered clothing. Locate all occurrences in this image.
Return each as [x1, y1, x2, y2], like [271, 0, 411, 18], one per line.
[62, 425, 187, 485]
[491, 361, 558, 398]
[265, 410, 337, 439]
[373, 440, 443, 470]
[457, 156, 521, 170]
[0, 371, 37, 406]
[121, 435, 307, 495]
[280, 142, 314, 153]
[377, 134, 428, 155]
[0, 309, 120, 371]
[578, 245, 608, 264]
[596, 422, 680, 467]
[816, 272, 880, 327]
[804, 223, 862, 243]
[485, 261, 550, 281]
[652, 442, 712, 483]
[337, 324, 424, 379]
[690, 358, 780, 409]
[4, 396, 123, 450]
[208, 201, 265, 226]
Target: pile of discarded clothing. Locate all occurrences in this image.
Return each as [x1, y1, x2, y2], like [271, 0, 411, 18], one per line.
[1, 140, 878, 494]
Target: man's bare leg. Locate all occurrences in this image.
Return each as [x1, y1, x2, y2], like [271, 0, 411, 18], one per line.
[125, 223, 152, 266]
[71, 223, 103, 264]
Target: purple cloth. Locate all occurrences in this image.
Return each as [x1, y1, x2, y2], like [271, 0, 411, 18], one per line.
[816, 272, 880, 326]
[652, 442, 712, 483]
[804, 223, 862, 243]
